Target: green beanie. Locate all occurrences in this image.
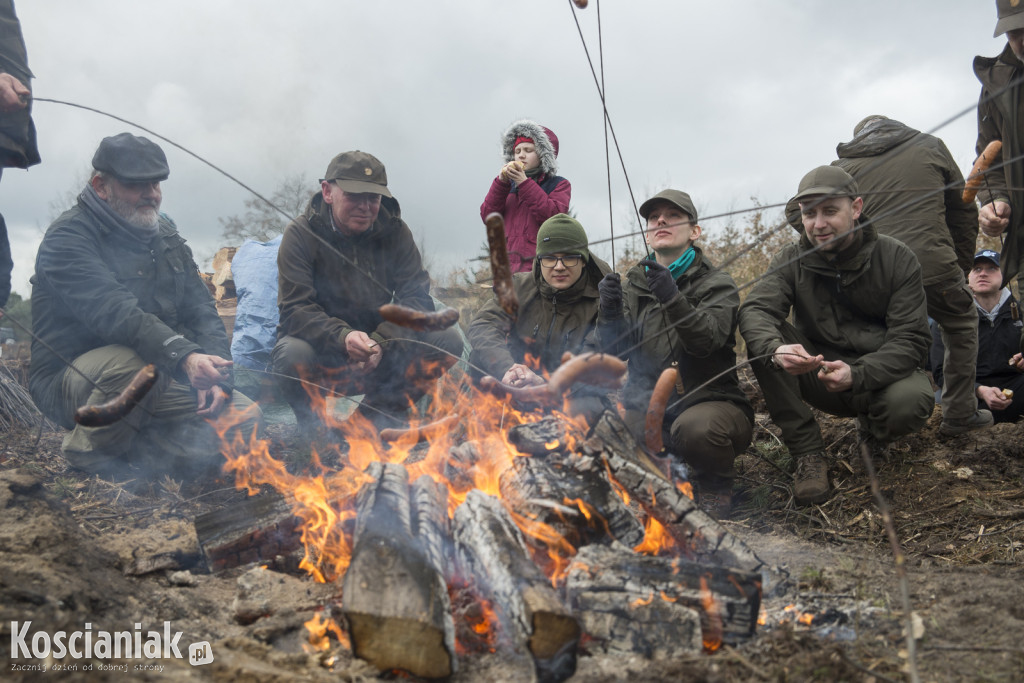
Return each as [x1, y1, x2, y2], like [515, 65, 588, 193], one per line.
[535, 213, 590, 262]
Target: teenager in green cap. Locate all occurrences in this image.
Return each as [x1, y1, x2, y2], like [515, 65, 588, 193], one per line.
[596, 190, 753, 519]
[468, 213, 612, 419]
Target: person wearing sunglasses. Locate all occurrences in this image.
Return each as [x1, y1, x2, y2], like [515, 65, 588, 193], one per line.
[468, 213, 612, 419]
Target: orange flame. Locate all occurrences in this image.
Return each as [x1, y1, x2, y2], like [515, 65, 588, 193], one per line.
[630, 592, 655, 608]
[699, 575, 723, 652]
[303, 612, 347, 653]
[633, 515, 678, 556]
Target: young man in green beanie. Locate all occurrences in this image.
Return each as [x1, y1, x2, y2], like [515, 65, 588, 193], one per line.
[596, 190, 753, 519]
[468, 213, 612, 419]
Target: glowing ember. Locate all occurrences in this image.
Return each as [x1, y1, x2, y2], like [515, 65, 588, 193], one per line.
[699, 576, 723, 652]
[303, 612, 347, 653]
[630, 592, 655, 608]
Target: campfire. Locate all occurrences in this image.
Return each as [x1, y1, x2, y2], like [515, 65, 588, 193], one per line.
[199, 354, 770, 681]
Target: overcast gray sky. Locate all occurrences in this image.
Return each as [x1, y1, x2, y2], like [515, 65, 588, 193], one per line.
[1, 1, 1007, 298]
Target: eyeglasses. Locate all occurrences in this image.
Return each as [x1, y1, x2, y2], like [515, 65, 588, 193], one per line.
[539, 254, 582, 268]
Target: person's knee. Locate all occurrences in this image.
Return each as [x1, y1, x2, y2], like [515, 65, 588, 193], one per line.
[271, 336, 318, 375]
[880, 374, 935, 435]
[668, 403, 751, 476]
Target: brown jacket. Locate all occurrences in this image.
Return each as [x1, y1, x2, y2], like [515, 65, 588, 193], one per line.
[276, 192, 434, 358]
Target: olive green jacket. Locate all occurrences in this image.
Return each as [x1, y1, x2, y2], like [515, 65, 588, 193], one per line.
[276, 192, 434, 358]
[596, 247, 752, 420]
[468, 255, 611, 379]
[975, 44, 1024, 283]
[834, 119, 978, 283]
[738, 219, 931, 394]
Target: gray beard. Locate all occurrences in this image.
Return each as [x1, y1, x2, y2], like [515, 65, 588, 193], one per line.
[108, 195, 159, 229]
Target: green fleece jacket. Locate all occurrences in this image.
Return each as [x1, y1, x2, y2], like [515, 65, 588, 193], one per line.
[276, 192, 434, 358]
[596, 246, 752, 420]
[467, 254, 611, 379]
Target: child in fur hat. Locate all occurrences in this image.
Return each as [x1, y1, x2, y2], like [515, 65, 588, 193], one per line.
[480, 119, 571, 273]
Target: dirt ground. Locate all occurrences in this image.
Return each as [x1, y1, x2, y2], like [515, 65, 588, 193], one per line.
[1, 392, 1023, 682]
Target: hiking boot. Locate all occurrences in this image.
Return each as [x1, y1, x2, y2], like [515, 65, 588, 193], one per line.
[695, 476, 733, 521]
[939, 409, 994, 437]
[793, 454, 830, 505]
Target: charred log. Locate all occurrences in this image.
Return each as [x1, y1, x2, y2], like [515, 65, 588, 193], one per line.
[566, 543, 761, 654]
[498, 450, 644, 548]
[588, 411, 766, 574]
[453, 489, 580, 682]
[342, 462, 456, 679]
[194, 491, 302, 573]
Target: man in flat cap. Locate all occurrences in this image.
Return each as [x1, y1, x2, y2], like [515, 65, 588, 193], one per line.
[834, 115, 991, 437]
[595, 189, 753, 519]
[30, 132, 260, 479]
[273, 150, 463, 440]
[739, 166, 934, 505]
[974, 0, 1024, 287]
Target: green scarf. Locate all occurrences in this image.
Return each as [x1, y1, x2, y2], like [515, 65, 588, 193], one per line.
[648, 246, 696, 280]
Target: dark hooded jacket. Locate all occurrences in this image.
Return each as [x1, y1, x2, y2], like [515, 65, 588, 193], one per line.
[276, 191, 435, 358]
[834, 119, 978, 283]
[0, 0, 38, 171]
[931, 289, 1023, 390]
[30, 193, 230, 427]
[0, 0, 40, 307]
[739, 215, 931, 394]
[480, 121, 571, 273]
[468, 253, 611, 379]
[975, 44, 1024, 282]
[596, 246, 752, 421]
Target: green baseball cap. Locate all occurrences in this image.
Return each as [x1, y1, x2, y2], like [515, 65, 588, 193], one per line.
[791, 165, 859, 204]
[321, 150, 392, 197]
[994, 0, 1024, 37]
[639, 189, 698, 223]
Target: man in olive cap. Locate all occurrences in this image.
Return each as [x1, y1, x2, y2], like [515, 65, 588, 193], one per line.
[596, 189, 753, 519]
[30, 132, 259, 480]
[974, 0, 1024, 287]
[739, 166, 934, 505]
[274, 150, 463, 438]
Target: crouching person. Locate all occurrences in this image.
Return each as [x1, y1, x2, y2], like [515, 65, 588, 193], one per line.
[596, 190, 753, 519]
[468, 214, 612, 421]
[29, 133, 260, 479]
[738, 166, 934, 506]
[273, 151, 463, 437]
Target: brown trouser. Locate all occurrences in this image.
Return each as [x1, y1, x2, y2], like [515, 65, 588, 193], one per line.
[60, 345, 261, 478]
[626, 400, 753, 478]
[271, 323, 463, 427]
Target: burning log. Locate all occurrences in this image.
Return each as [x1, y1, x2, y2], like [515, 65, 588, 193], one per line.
[507, 416, 574, 455]
[194, 491, 303, 573]
[566, 543, 761, 654]
[588, 411, 767, 574]
[453, 489, 580, 682]
[342, 462, 457, 679]
[498, 449, 645, 548]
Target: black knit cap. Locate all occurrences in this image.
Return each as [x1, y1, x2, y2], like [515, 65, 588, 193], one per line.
[92, 132, 169, 182]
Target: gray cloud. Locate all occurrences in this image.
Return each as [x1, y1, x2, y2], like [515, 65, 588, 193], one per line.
[3, 0, 1003, 298]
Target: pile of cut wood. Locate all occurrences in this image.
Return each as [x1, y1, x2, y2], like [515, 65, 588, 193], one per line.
[196, 411, 771, 681]
[200, 246, 237, 337]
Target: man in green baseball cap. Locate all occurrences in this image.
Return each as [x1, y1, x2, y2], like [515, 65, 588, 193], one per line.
[739, 165, 935, 506]
[273, 151, 463, 443]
